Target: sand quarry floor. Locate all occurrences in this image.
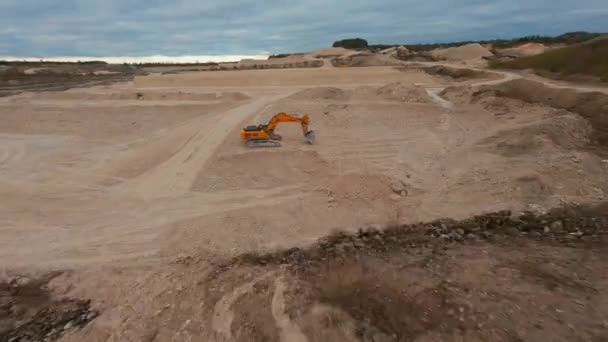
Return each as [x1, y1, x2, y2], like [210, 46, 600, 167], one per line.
[1, 66, 608, 341]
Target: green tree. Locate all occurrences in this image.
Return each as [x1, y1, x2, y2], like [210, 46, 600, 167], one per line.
[333, 38, 369, 49]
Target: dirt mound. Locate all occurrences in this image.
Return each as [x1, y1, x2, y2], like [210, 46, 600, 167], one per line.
[439, 85, 472, 103]
[321, 173, 400, 204]
[379, 47, 397, 55]
[497, 43, 547, 58]
[441, 85, 535, 112]
[309, 47, 355, 58]
[396, 46, 410, 58]
[431, 43, 494, 62]
[371, 82, 432, 102]
[226, 203, 608, 268]
[407, 65, 494, 81]
[476, 79, 608, 151]
[0, 273, 98, 341]
[288, 87, 351, 101]
[478, 114, 592, 156]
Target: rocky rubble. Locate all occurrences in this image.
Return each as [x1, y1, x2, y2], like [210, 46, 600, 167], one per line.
[219, 203, 608, 271]
[0, 276, 98, 342]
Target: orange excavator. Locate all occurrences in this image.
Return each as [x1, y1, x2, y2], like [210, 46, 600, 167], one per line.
[240, 112, 315, 147]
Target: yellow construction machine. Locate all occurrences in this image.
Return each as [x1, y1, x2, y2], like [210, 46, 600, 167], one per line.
[240, 112, 315, 147]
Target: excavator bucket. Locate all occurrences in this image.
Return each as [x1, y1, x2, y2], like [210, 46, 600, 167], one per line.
[304, 130, 316, 144]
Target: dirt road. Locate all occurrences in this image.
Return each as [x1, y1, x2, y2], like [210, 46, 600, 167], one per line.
[406, 60, 608, 93]
[121, 93, 292, 199]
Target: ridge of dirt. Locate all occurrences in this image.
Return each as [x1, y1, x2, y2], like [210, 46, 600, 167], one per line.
[400, 65, 494, 81]
[496, 43, 547, 58]
[213, 203, 608, 273]
[473, 79, 608, 151]
[201, 203, 608, 342]
[17, 204, 607, 342]
[35, 90, 250, 102]
[371, 82, 432, 102]
[431, 44, 494, 62]
[288, 87, 352, 101]
[309, 47, 356, 59]
[287, 83, 432, 103]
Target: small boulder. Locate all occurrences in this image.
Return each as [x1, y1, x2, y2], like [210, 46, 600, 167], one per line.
[390, 180, 409, 197]
[550, 221, 564, 233]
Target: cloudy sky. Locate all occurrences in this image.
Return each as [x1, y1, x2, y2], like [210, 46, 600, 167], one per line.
[1, 0, 607, 57]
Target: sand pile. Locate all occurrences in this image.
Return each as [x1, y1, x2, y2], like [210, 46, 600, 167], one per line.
[417, 65, 493, 80]
[321, 173, 401, 205]
[372, 82, 431, 102]
[440, 85, 530, 114]
[240, 55, 304, 66]
[396, 46, 410, 58]
[497, 43, 547, 58]
[379, 47, 397, 54]
[378, 46, 397, 55]
[309, 47, 356, 58]
[379, 46, 410, 57]
[479, 114, 593, 156]
[431, 43, 494, 62]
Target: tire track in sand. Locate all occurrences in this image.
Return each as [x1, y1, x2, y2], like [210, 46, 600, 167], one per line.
[120, 93, 290, 199]
[271, 276, 309, 342]
[211, 272, 276, 340]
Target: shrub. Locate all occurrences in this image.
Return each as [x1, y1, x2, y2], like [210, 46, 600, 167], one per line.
[333, 38, 369, 49]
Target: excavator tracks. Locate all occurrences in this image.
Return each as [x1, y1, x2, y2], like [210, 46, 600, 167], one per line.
[245, 139, 282, 148]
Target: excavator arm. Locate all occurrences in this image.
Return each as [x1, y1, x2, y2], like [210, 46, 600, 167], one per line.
[240, 112, 315, 148]
[265, 112, 311, 136]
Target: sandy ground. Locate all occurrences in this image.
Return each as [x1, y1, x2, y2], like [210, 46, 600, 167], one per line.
[1, 64, 608, 341]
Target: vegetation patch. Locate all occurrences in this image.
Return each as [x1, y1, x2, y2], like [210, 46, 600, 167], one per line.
[490, 37, 608, 81]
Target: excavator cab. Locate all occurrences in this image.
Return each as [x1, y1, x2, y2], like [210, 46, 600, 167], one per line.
[240, 112, 315, 148]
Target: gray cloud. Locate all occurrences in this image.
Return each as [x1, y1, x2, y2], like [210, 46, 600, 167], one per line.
[1, 0, 607, 56]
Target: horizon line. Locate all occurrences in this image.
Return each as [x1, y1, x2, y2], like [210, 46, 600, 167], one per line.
[0, 54, 271, 64]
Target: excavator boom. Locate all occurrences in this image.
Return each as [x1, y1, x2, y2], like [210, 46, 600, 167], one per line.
[240, 112, 315, 148]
